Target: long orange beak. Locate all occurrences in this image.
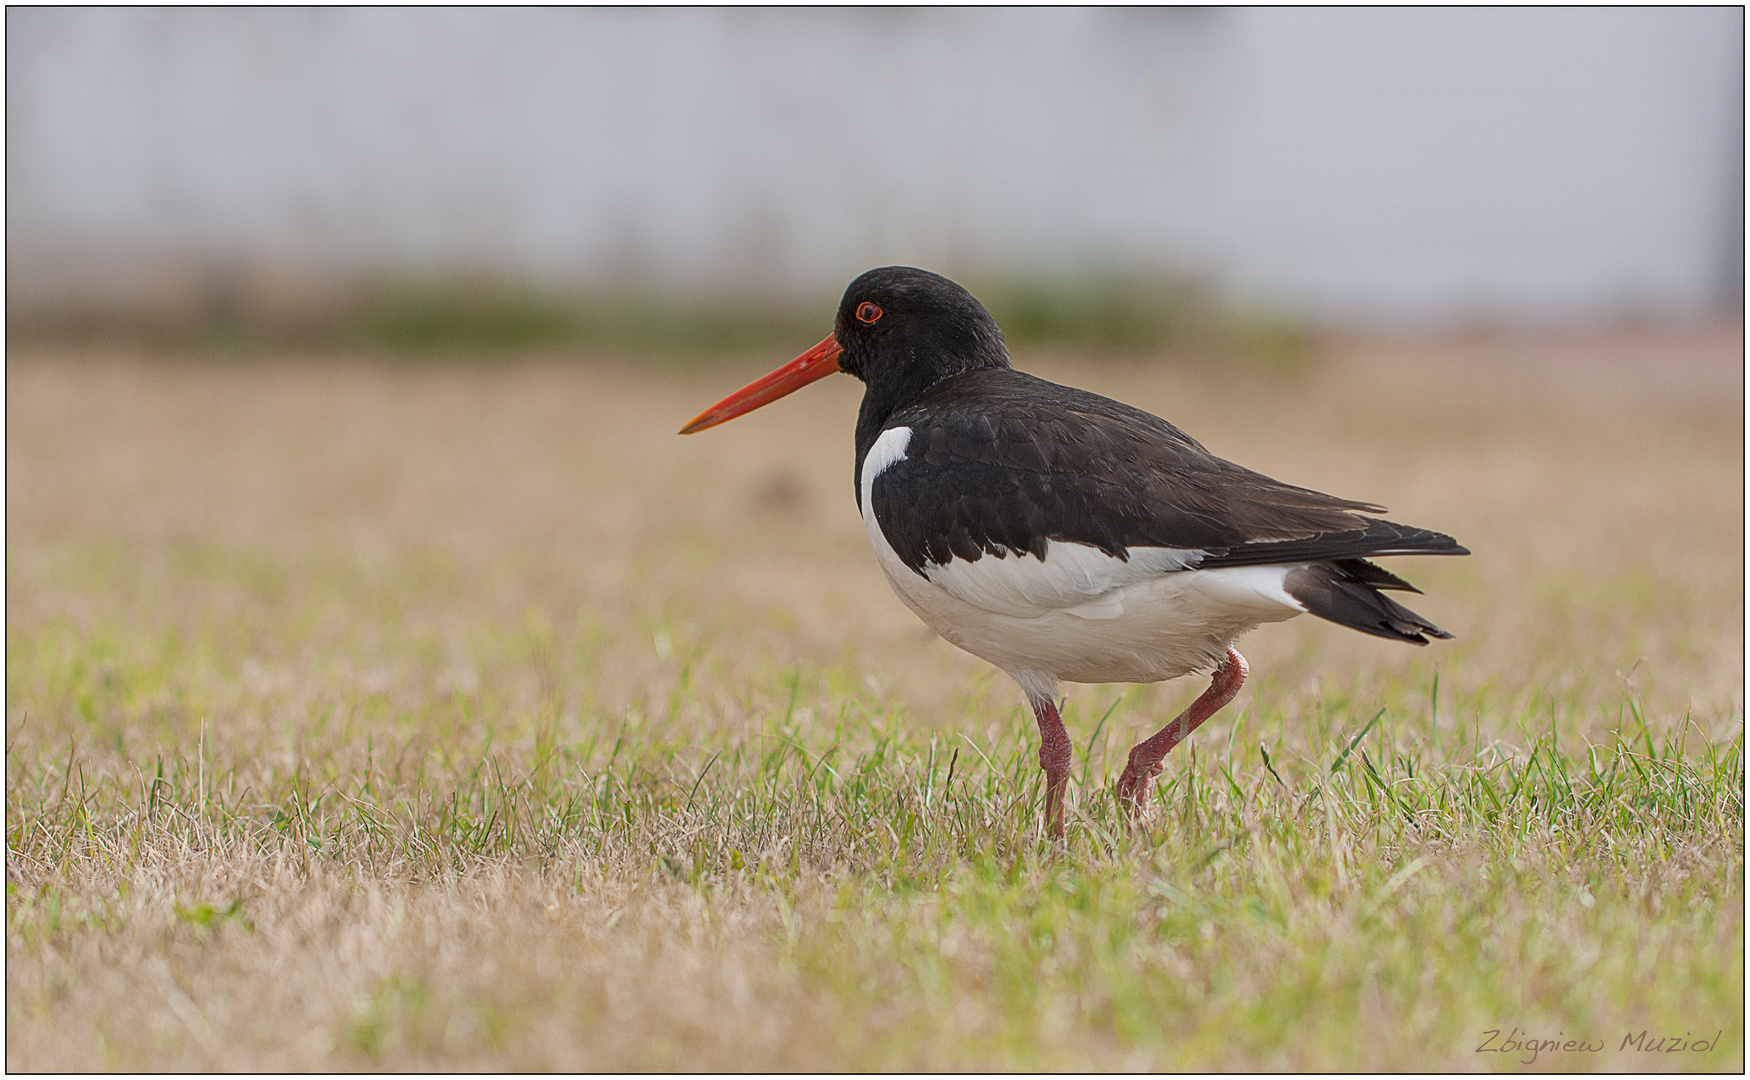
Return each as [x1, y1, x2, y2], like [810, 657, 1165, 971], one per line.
[678, 333, 844, 434]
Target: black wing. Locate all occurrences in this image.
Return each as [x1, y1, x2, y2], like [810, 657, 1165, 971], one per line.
[869, 367, 1468, 576]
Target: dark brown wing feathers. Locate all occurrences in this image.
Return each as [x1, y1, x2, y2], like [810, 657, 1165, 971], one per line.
[877, 368, 1467, 572]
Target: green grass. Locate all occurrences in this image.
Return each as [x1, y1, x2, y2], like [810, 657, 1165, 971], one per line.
[6, 563, 1740, 1070]
[5, 347, 1741, 1069]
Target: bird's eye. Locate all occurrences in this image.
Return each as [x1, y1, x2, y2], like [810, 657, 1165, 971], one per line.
[856, 302, 883, 323]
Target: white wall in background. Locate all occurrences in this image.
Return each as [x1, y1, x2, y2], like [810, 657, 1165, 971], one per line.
[6, 7, 1741, 320]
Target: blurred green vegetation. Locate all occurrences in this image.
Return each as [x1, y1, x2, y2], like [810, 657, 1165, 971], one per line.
[975, 275, 1313, 371]
[340, 284, 825, 361]
[338, 274, 1313, 368]
[9, 271, 1315, 369]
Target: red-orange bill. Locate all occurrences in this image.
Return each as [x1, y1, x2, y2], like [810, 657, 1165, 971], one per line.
[678, 333, 844, 434]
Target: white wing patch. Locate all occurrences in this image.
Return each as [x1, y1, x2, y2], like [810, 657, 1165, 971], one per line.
[860, 426, 912, 511]
[924, 542, 1205, 620]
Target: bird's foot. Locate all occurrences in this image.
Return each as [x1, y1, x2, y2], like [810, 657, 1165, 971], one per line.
[1113, 755, 1162, 815]
[1043, 775, 1068, 840]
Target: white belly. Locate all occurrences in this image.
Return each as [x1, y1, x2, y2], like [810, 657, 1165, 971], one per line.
[858, 428, 1304, 703]
[873, 536, 1301, 687]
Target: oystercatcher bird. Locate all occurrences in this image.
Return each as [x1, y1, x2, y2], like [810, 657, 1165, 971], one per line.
[681, 267, 1466, 836]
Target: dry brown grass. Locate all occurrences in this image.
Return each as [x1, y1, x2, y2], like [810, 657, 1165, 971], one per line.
[6, 324, 1743, 1070]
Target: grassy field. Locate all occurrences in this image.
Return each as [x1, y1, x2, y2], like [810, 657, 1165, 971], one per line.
[6, 324, 1743, 1070]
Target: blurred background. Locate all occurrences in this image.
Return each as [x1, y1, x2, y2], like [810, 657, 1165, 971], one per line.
[6, 13, 1744, 1069]
[7, 6, 1744, 351]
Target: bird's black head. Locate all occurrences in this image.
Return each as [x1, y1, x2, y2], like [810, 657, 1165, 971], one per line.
[832, 266, 1011, 392]
[676, 266, 1011, 439]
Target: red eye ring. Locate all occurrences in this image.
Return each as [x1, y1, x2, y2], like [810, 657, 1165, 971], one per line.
[856, 302, 883, 323]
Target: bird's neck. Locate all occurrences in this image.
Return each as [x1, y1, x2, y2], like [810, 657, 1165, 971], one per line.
[853, 370, 931, 457]
[849, 328, 1011, 507]
[852, 361, 1001, 508]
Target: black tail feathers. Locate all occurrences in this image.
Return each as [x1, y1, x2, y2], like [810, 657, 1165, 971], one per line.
[1284, 559, 1454, 645]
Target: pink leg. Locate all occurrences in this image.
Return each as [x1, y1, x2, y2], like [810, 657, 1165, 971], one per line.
[1115, 648, 1248, 815]
[1031, 695, 1073, 838]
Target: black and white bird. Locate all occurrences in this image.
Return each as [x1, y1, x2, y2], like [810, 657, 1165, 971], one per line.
[681, 267, 1467, 836]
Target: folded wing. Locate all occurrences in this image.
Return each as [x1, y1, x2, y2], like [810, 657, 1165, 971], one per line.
[867, 368, 1466, 630]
